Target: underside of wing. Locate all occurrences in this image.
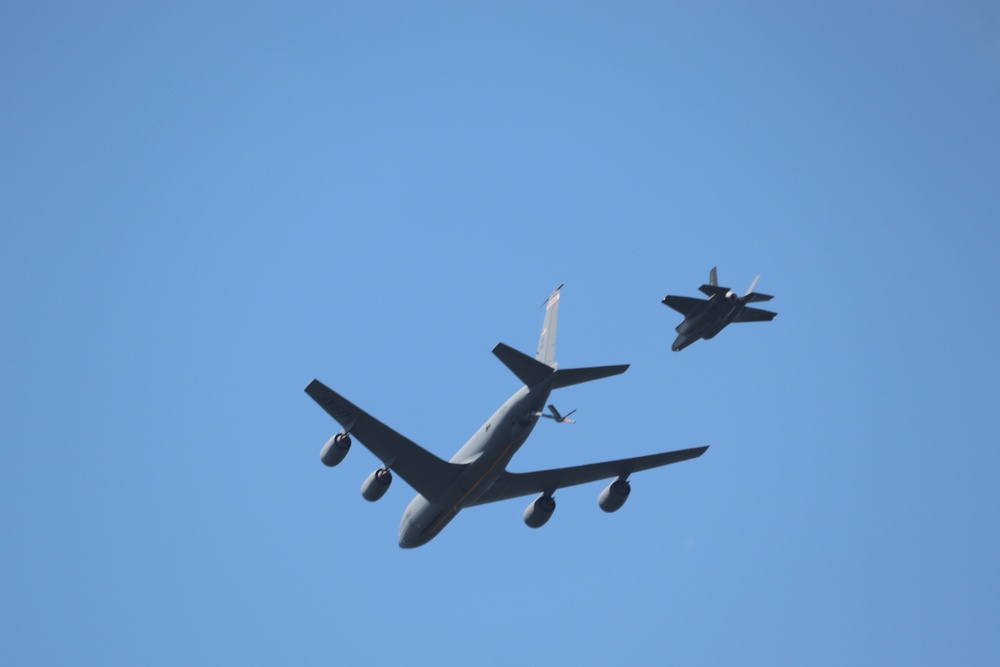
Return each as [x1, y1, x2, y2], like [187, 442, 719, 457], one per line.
[468, 446, 709, 506]
[734, 306, 777, 323]
[305, 379, 466, 502]
[661, 295, 706, 316]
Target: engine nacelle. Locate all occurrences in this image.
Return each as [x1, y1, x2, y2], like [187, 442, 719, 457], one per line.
[598, 479, 631, 513]
[320, 433, 351, 467]
[523, 494, 556, 528]
[361, 468, 392, 502]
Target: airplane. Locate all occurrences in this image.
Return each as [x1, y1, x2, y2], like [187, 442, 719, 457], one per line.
[305, 285, 708, 548]
[661, 267, 777, 351]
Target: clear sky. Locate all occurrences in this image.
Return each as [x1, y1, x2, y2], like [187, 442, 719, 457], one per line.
[3, 2, 999, 665]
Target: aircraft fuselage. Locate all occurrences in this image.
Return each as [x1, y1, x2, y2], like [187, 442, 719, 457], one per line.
[398, 379, 554, 548]
[673, 294, 745, 351]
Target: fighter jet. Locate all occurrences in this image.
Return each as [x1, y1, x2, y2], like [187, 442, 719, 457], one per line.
[662, 267, 777, 351]
[306, 285, 707, 548]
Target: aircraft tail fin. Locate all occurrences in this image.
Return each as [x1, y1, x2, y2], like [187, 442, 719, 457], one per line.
[742, 274, 773, 302]
[536, 284, 562, 368]
[709, 266, 718, 287]
[496, 285, 627, 389]
[493, 343, 556, 387]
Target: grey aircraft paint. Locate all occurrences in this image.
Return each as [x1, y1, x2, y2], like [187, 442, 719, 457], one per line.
[662, 267, 777, 351]
[306, 285, 708, 548]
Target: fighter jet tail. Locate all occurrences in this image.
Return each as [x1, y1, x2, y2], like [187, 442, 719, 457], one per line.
[698, 284, 730, 298]
[743, 292, 774, 303]
[742, 274, 773, 302]
[699, 270, 773, 302]
[699, 267, 727, 297]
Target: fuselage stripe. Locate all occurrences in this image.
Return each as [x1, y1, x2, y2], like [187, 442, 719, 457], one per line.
[426, 439, 517, 536]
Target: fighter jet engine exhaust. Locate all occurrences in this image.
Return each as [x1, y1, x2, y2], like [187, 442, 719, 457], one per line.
[523, 494, 556, 528]
[598, 478, 631, 512]
[320, 433, 351, 467]
[361, 468, 392, 501]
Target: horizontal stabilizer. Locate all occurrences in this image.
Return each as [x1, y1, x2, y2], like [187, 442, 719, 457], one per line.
[698, 284, 730, 298]
[552, 363, 629, 389]
[734, 307, 777, 323]
[743, 292, 773, 303]
[493, 343, 555, 387]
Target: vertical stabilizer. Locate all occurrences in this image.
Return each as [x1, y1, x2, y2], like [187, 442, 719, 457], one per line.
[709, 267, 718, 287]
[536, 284, 562, 368]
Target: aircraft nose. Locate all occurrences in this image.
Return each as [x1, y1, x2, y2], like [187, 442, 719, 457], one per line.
[398, 528, 424, 549]
[398, 520, 424, 549]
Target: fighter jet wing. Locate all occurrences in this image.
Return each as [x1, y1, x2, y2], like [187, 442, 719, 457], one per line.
[661, 295, 705, 315]
[468, 446, 708, 505]
[305, 379, 466, 502]
[734, 307, 777, 323]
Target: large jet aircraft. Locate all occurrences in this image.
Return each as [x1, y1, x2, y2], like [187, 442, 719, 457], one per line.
[662, 267, 777, 351]
[306, 286, 708, 548]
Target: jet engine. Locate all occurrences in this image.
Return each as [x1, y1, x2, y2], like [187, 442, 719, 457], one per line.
[523, 494, 556, 528]
[361, 468, 392, 502]
[598, 479, 631, 513]
[320, 433, 351, 467]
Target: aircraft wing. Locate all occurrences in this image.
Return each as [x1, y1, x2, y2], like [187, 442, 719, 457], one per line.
[468, 446, 709, 506]
[305, 379, 466, 502]
[734, 307, 777, 323]
[661, 295, 705, 315]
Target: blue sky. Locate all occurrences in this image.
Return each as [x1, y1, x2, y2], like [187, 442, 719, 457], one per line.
[3, 2, 999, 665]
